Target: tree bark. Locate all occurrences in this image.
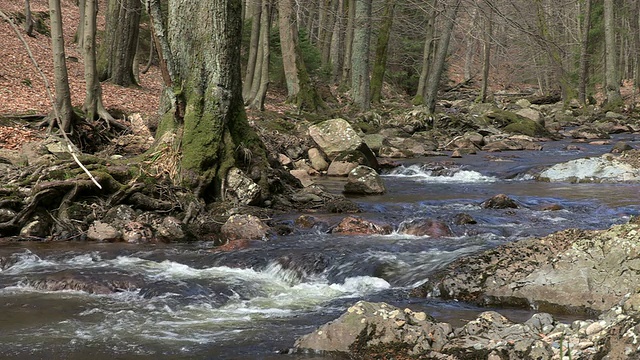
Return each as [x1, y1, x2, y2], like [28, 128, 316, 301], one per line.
[341, 0, 355, 86]
[157, 0, 269, 198]
[242, 0, 262, 100]
[75, 0, 85, 49]
[370, 0, 395, 103]
[49, 0, 76, 133]
[479, 3, 492, 103]
[414, 0, 437, 104]
[82, 0, 115, 122]
[424, 0, 460, 114]
[463, 3, 479, 82]
[248, 0, 272, 110]
[24, 0, 34, 36]
[330, 0, 345, 83]
[603, 0, 622, 108]
[278, 0, 323, 111]
[578, 0, 592, 105]
[350, 0, 371, 111]
[98, 0, 142, 86]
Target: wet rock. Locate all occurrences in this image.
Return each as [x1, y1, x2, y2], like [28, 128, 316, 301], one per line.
[87, 221, 121, 241]
[25, 270, 143, 294]
[570, 126, 610, 140]
[414, 223, 640, 314]
[378, 145, 407, 158]
[454, 213, 477, 225]
[540, 203, 563, 211]
[154, 216, 186, 241]
[398, 218, 453, 238]
[225, 167, 261, 205]
[332, 216, 392, 235]
[611, 141, 633, 153]
[343, 166, 386, 195]
[481, 194, 518, 209]
[450, 149, 462, 158]
[221, 214, 269, 241]
[295, 301, 446, 354]
[483, 138, 525, 152]
[327, 149, 377, 176]
[294, 215, 328, 231]
[538, 155, 640, 183]
[324, 198, 361, 213]
[308, 147, 328, 171]
[122, 221, 154, 243]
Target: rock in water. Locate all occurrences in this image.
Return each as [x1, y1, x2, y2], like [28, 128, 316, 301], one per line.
[343, 166, 386, 195]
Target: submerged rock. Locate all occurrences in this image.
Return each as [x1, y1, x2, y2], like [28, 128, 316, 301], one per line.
[481, 194, 518, 209]
[398, 218, 453, 238]
[332, 216, 392, 235]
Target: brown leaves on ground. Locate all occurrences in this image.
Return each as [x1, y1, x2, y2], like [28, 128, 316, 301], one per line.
[0, 124, 41, 150]
[0, 0, 162, 149]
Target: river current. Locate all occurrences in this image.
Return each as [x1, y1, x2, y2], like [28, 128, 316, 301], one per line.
[1, 134, 639, 359]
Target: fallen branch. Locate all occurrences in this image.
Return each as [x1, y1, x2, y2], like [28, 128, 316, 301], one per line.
[0, 10, 102, 190]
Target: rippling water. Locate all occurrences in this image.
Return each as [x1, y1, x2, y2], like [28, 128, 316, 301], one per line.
[1, 134, 639, 359]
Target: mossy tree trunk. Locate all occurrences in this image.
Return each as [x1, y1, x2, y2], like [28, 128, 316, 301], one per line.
[370, 0, 395, 104]
[157, 0, 269, 200]
[278, 0, 323, 111]
[350, 0, 371, 111]
[97, 0, 141, 86]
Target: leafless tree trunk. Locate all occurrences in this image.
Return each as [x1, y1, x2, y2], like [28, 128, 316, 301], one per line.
[248, 0, 272, 110]
[24, 0, 34, 36]
[350, 0, 371, 110]
[243, 0, 262, 100]
[75, 0, 85, 50]
[463, 2, 479, 82]
[479, 2, 492, 103]
[370, 0, 395, 103]
[341, 0, 355, 86]
[424, 0, 460, 114]
[604, 0, 622, 107]
[578, 0, 592, 105]
[49, 0, 77, 133]
[330, 0, 345, 83]
[82, 0, 115, 122]
[414, 0, 437, 104]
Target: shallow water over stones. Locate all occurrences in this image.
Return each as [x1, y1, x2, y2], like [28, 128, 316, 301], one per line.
[1, 135, 640, 359]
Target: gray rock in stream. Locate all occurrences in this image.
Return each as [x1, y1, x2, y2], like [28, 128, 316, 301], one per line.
[538, 154, 640, 183]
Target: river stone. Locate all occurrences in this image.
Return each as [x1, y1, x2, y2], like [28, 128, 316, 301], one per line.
[538, 155, 640, 183]
[398, 218, 453, 238]
[413, 223, 640, 313]
[87, 221, 121, 241]
[481, 194, 518, 209]
[611, 141, 633, 153]
[308, 148, 328, 171]
[154, 216, 186, 241]
[295, 301, 444, 354]
[343, 166, 386, 195]
[516, 108, 543, 125]
[332, 216, 392, 235]
[122, 221, 154, 243]
[25, 270, 143, 294]
[221, 214, 269, 241]
[327, 150, 375, 176]
[0, 208, 16, 223]
[378, 145, 406, 158]
[570, 126, 610, 140]
[225, 167, 261, 205]
[308, 118, 363, 158]
[362, 134, 385, 155]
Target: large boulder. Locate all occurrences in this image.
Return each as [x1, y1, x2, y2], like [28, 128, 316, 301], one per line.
[295, 301, 447, 354]
[538, 154, 640, 183]
[309, 118, 378, 169]
[343, 166, 386, 195]
[413, 223, 640, 313]
[327, 150, 377, 176]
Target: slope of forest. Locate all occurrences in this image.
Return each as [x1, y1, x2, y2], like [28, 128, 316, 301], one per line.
[0, 0, 161, 127]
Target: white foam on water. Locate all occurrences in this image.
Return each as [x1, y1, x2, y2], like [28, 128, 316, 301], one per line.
[386, 165, 498, 183]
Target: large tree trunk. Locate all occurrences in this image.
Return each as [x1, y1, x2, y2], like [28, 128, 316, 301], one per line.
[98, 0, 142, 86]
[578, 0, 592, 105]
[278, 0, 323, 111]
[24, 0, 34, 36]
[330, 0, 345, 83]
[75, 0, 85, 49]
[49, 0, 76, 133]
[370, 0, 395, 104]
[350, 0, 371, 111]
[424, 0, 460, 114]
[157, 0, 269, 198]
[82, 0, 114, 122]
[603, 0, 622, 108]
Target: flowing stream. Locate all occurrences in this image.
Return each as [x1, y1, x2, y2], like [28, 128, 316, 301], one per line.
[1, 134, 640, 359]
